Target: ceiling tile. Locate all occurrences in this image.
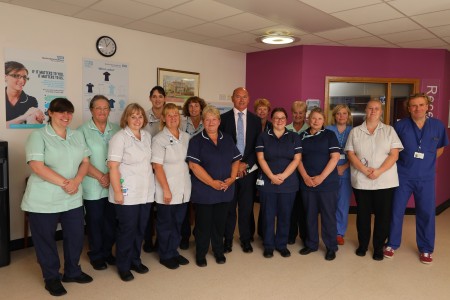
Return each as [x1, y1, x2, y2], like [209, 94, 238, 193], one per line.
[358, 18, 422, 35]
[388, 0, 450, 16]
[90, 0, 161, 19]
[75, 8, 135, 26]
[124, 20, 176, 34]
[411, 10, 450, 28]
[331, 3, 404, 25]
[54, 0, 98, 6]
[221, 32, 259, 44]
[429, 24, 450, 37]
[380, 29, 436, 43]
[397, 38, 448, 48]
[164, 30, 210, 43]
[223, 44, 262, 53]
[292, 34, 331, 44]
[299, 0, 383, 14]
[316, 27, 371, 41]
[142, 10, 205, 29]
[9, 0, 85, 16]
[133, 0, 191, 9]
[215, 13, 278, 31]
[171, 0, 242, 22]
[185, 23, 240, 38]
[340, 36, 393, 47]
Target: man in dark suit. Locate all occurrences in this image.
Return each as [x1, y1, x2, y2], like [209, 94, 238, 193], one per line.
[220, 87, 261, 253]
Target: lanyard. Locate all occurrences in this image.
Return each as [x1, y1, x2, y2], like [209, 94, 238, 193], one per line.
[409, 117, 426, 152]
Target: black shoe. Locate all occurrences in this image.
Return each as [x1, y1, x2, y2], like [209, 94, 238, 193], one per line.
[214, 254, 226, 264]
[287, 238, 296, 245]
[223, 239, 233, 253]
[180, 237, 190, 250]
[276, 248, 291, 258]
[241, 241, 253, 253]
[176, 255, 190, 265]
[325, 249, 336, 261]
[62, 272, 93, 284]
[373, 250, 384, 261]
[90, 259, 107, 271]
[299, 247, 317, 255]
[105, 255, 116, 266]
[196, 258, 207, 267]
[119, 270, 134, 282]
[263, 249, 274, 258]
[130, 263, 149, 274]
[355, 247, 367, 257]
[160, 258, 179, 270]
[143, 240, 155, 253]
[45, 279, 67, 296]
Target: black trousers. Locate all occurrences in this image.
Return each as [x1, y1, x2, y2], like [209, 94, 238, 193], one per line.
[195, 202, 230, 260]
[353, 188, 395, 252]
[224, 172, 257, 242]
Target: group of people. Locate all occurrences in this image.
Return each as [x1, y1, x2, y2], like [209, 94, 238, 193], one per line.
[20, 86, 448, 297]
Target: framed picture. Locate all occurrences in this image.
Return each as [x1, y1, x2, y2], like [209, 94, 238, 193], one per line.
[157, 68, 200, 103]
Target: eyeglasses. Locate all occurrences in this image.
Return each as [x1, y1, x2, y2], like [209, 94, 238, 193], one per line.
[273, 117, 287, 122]
[8, 74, 30, 81]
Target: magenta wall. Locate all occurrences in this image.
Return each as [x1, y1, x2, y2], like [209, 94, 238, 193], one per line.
[247, 45, 450, 208]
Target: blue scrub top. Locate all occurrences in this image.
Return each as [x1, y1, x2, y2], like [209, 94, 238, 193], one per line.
[300, 128, 340, 192]
[325, 125, 352, 178]
[186, 130, 242, 205]
[255, 129, 302, 193]
[394, 117, 448, 180]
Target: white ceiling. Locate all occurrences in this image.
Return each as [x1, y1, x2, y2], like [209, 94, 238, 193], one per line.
[3, 0, 450, 53]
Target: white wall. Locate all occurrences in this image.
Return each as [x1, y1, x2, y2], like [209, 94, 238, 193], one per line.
[0, 3, 246, 241]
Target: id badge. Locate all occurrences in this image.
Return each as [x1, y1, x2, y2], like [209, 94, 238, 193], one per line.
[414, 152, 424, 159]
[256, 179, 264, 186]
[121, 186, 128, 196]
[340, 154, 346, 160]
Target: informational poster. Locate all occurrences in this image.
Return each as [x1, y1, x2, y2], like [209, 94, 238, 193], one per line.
[4, 48, 66, 129]
[82, 58, 128, 124]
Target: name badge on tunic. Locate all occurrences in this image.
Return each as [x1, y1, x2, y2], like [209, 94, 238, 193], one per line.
[256, 179, 264, 186]
[340, 154, 346, 160]
[414, 152, 424, 159]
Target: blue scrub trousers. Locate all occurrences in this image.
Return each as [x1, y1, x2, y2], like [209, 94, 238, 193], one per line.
[28, 206, 85, 281]
[156, 203, 188, 261]
[260, 191, 295, 250]
[84, 197, 116, 262]
[301, 190, 338, 252]
[388, 179, 436, 253]
[336, 176, 352, 237]
[115, 203, 150, 272]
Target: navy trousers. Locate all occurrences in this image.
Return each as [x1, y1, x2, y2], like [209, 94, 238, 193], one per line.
[301, 190, 338, 252]
[224, 171, 257, 243]
[28, 206, 84, 281]
[260, 191, 296, 250]
[84, 197, 116, 262]
[288, 191, 308, 243]
[115, 203, 150, 272]
[181, 202, 192, 240]
[156, 203, 187, 260]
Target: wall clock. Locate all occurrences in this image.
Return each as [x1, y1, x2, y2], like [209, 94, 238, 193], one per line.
[96, 36, 117, 57]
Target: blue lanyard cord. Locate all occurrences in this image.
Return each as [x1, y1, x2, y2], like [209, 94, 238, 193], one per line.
[409, 118, 426, 152]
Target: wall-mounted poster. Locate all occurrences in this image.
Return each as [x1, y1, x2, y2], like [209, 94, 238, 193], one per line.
[4, 48, 66, 129]
[157, 68, 199, 106]
[82, 58, 128, 123]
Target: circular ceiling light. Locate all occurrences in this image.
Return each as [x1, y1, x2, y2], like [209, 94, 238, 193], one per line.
[257, 31, 299, 45]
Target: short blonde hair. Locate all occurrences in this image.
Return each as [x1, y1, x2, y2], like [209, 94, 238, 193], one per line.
[160, 103, 181, 130]
[120, 103, 148, 129]
[309, 107, 326, 123]
[254, 98, 271, 112]
[202, 105, 221, 121]
[330, 104, 353, 125]
[291, 100, 307, 113]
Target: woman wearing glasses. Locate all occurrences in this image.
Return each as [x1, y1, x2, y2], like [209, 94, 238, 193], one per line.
[256, 108, 301, 258]
[5, 61, 44, 128]
[78, 95, 120, 271]
[345, 99, 403, 260]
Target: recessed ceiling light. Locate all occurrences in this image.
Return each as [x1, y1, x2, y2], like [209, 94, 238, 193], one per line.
[257, 31, 299, 45]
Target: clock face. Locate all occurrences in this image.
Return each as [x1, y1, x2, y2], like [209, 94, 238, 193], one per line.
[96, 36, 117, 57]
